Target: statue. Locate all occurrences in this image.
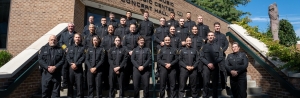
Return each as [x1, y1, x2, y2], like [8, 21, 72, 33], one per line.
[268, 3, 279, 41]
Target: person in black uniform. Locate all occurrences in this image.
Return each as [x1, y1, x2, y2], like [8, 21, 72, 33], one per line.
[58, 23, 76, 89]
[154, 17, 169, 49]
[166, 12, 179, 28]
[131, 36, 152, 98]
[178, 37, 199, 98]
[96, 17, 108, 37]
[115, 16, 129, 39]
[107, 12, 119, 28]
[176, 18, 189, 48]
[214, 22, 229, 90]
[108, 36, 129, 98]
[125, 11, 137, 27]
[138, 11, 154, 48]
[66, 33, 85, 98]
[83, 24, 98, 49]
[85, 36, 105, 98]
[200, 31, 224, 98]
[157, 35, 178, 98]
[196, 15, 210, 39]
[122, 24, 139, 89]
[190, 26, 205, 50]
[184, 12, 196, 34]
[83, 16, 98, 36]
[100, 25, 116, 90]
[225, 42, 248, 98]
[167, 26, 181, 49]
[39, 35, 64, 98]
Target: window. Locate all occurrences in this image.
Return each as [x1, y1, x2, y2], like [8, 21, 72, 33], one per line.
[0, 0, 10, 48]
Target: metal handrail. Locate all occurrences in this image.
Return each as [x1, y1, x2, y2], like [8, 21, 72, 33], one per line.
[226, 32, 300, 97]
[151, 35, 156, 97]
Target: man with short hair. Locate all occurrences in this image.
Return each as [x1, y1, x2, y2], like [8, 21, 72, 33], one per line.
[166, 12, 179, 27]
[115, 16, 129, 39]
[83, 16, 98, 35]
[138, 11, 154, 48]
[96, 17, 108, 38]
[184, 12, 196, 33]
[125, 11, 137, 27]
[176, 18, 189, 47]
[39, 35, 64, 98]
[197, 15, 210, 39]
[107, 12, 119, 28]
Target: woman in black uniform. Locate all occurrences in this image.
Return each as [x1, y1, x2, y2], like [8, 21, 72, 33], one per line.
[225, 42, 248, 98]
[85, 36, 105, 98]
[131, 36, 152, 98]
[108, 36, 128, 98]
[157, 35, 178, 98]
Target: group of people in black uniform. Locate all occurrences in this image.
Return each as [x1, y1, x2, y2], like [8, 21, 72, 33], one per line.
[39, 11, 249, 98]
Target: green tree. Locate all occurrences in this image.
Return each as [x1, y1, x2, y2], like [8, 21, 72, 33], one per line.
[278, 19, 297, 46]
[190, 0, 250, 22]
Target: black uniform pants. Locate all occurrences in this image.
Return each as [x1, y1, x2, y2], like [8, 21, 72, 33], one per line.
[62, 59, 68, 87]
[178, 68, 198, 98]
[124, 58, 133, 90]
[87, 70, 103, 98]
[159, 66, 176, 98]
[42, 72, 61, 98]
[68, 68, 83, 98]
[133, 68, 150, 98]
[202, 65, 219, 98]
[103, 56, 110, 90]
[230, 72, 247, 98]
[109, 68, 124, 98]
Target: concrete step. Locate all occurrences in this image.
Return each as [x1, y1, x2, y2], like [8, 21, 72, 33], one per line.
[247, 87, 262, 95]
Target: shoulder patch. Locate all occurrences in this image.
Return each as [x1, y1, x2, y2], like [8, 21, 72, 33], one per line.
[178, 50, 182, 54]
[39, 50, 41, 54]
[157, 49, 161, 54]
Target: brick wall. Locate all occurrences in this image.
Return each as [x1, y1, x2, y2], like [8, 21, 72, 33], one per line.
[297, 43, 300, 50]
[7, 0, 77, 56]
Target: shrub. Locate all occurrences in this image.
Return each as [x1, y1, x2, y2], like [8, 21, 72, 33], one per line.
[0, 50, 13, 67]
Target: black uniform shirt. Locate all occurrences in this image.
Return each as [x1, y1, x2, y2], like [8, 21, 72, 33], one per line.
[126, 18, 137, 27]
[157, 45, 178, 67]
[39, 44, 65, 74]
[184, 19, 196, 33]
[197, 23, 210, 38]
[175, 26, 189, 41]
[214, 31, 229, 53]
[179, 47, 199, 68]
[122, 32, 139, 51]
[83, 32, 98, 49]
[154, 25, 169, 44]
[85, 46, 105, 70]
[96, 24, 108, 37]
[138, 19, 154, 41]
[199, 42, 223, 65]
[66, 44, 85, 69]
[83, 24, 98, 35]
[114, 25, 129, 38]
[59, 31, 76, 48]
[131, 46, 151, 69]
[190, 34, 205, 50]
[166, 19, 179, 28]
[107, 19, 119, 28]
[101, 34, 115, 51]
[108, 45, 128, 69]
[225, 52, 248, 74]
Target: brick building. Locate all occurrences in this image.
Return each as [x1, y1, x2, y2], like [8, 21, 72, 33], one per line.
[0, 0, 299, 97]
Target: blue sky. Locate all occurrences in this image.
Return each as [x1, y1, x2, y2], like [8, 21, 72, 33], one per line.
[237, 0, 300, 37]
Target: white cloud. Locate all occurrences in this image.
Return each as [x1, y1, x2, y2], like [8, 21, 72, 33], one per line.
[251, 17, 270, 22]
[295, 28, 300, 37]
[291, 21, 300, 25]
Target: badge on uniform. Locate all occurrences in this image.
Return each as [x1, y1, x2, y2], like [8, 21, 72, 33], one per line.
[177, 31, 180, 33]
[168, 22, 171, 25]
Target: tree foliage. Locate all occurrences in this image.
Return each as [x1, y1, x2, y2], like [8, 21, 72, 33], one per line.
[278, 19, 297, 47]
[191, 0, 251, 22]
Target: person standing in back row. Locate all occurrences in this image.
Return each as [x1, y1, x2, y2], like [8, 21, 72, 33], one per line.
[96, 17, 108, 38]
[225, 42, 248, 98]
[125, 11, 137, 27]
[213, 22, 229, 90]
[39, 35, 64, 98]
[176, 18, 189, 48]
[184, 12, 196, 34]
[138, 11, 154, 48]
[115, 16, 129, 39]
[200, 31, 224, 98]
[196, 15, 210, 39]
[166, 12, 179, 28]
[107, 12, 119, 28]
[66, 33, 85, 98]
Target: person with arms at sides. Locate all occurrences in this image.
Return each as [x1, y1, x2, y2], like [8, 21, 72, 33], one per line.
[190, 25, 205, 51]
[122, 24, 140, 90]
[178, 37, 199, 98]
[96, 17, 108, 38]
[184, 12, 196, 34]
[115, 16, 129, 39]
[107, 12, 119, 28]
[131, 36, 152, 98]
[108, 36, 129, 98]
[138, 11, 154, 48]
[39, 35, 64, 98]
[196, 15, 210, 39]
[83, 16, 98, 36]
[83, 24, 98, 49]
[176, 18, 189, 48]
[58, 23, 76, 89]
[157, 35, 178, 98]
[166, 12, 179, 28]
[125, 11, 137, 27]
[100, 25, 116, 90]
[213, 22, 229, 90]
[66, 33, 85, 98]
[154, 17, 169, 49]
[167, 26, 181, 49]
[225, 42, 248, 98]
[200, 32, 224, 98]
[85, 36, 105, 98]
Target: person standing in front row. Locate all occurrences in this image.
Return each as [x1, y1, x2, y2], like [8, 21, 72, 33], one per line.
[131, 36, 152, 98]
[66, 33, 85, 98]
[39, 35, 64, 98]
[157, 35, 178, 98]
[178, 37, 199, 98]
[85, 36, 105, 98]
[225, 42, 248, 98]
[108, 36, 129, 98]
[200, 31, 224, 98]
